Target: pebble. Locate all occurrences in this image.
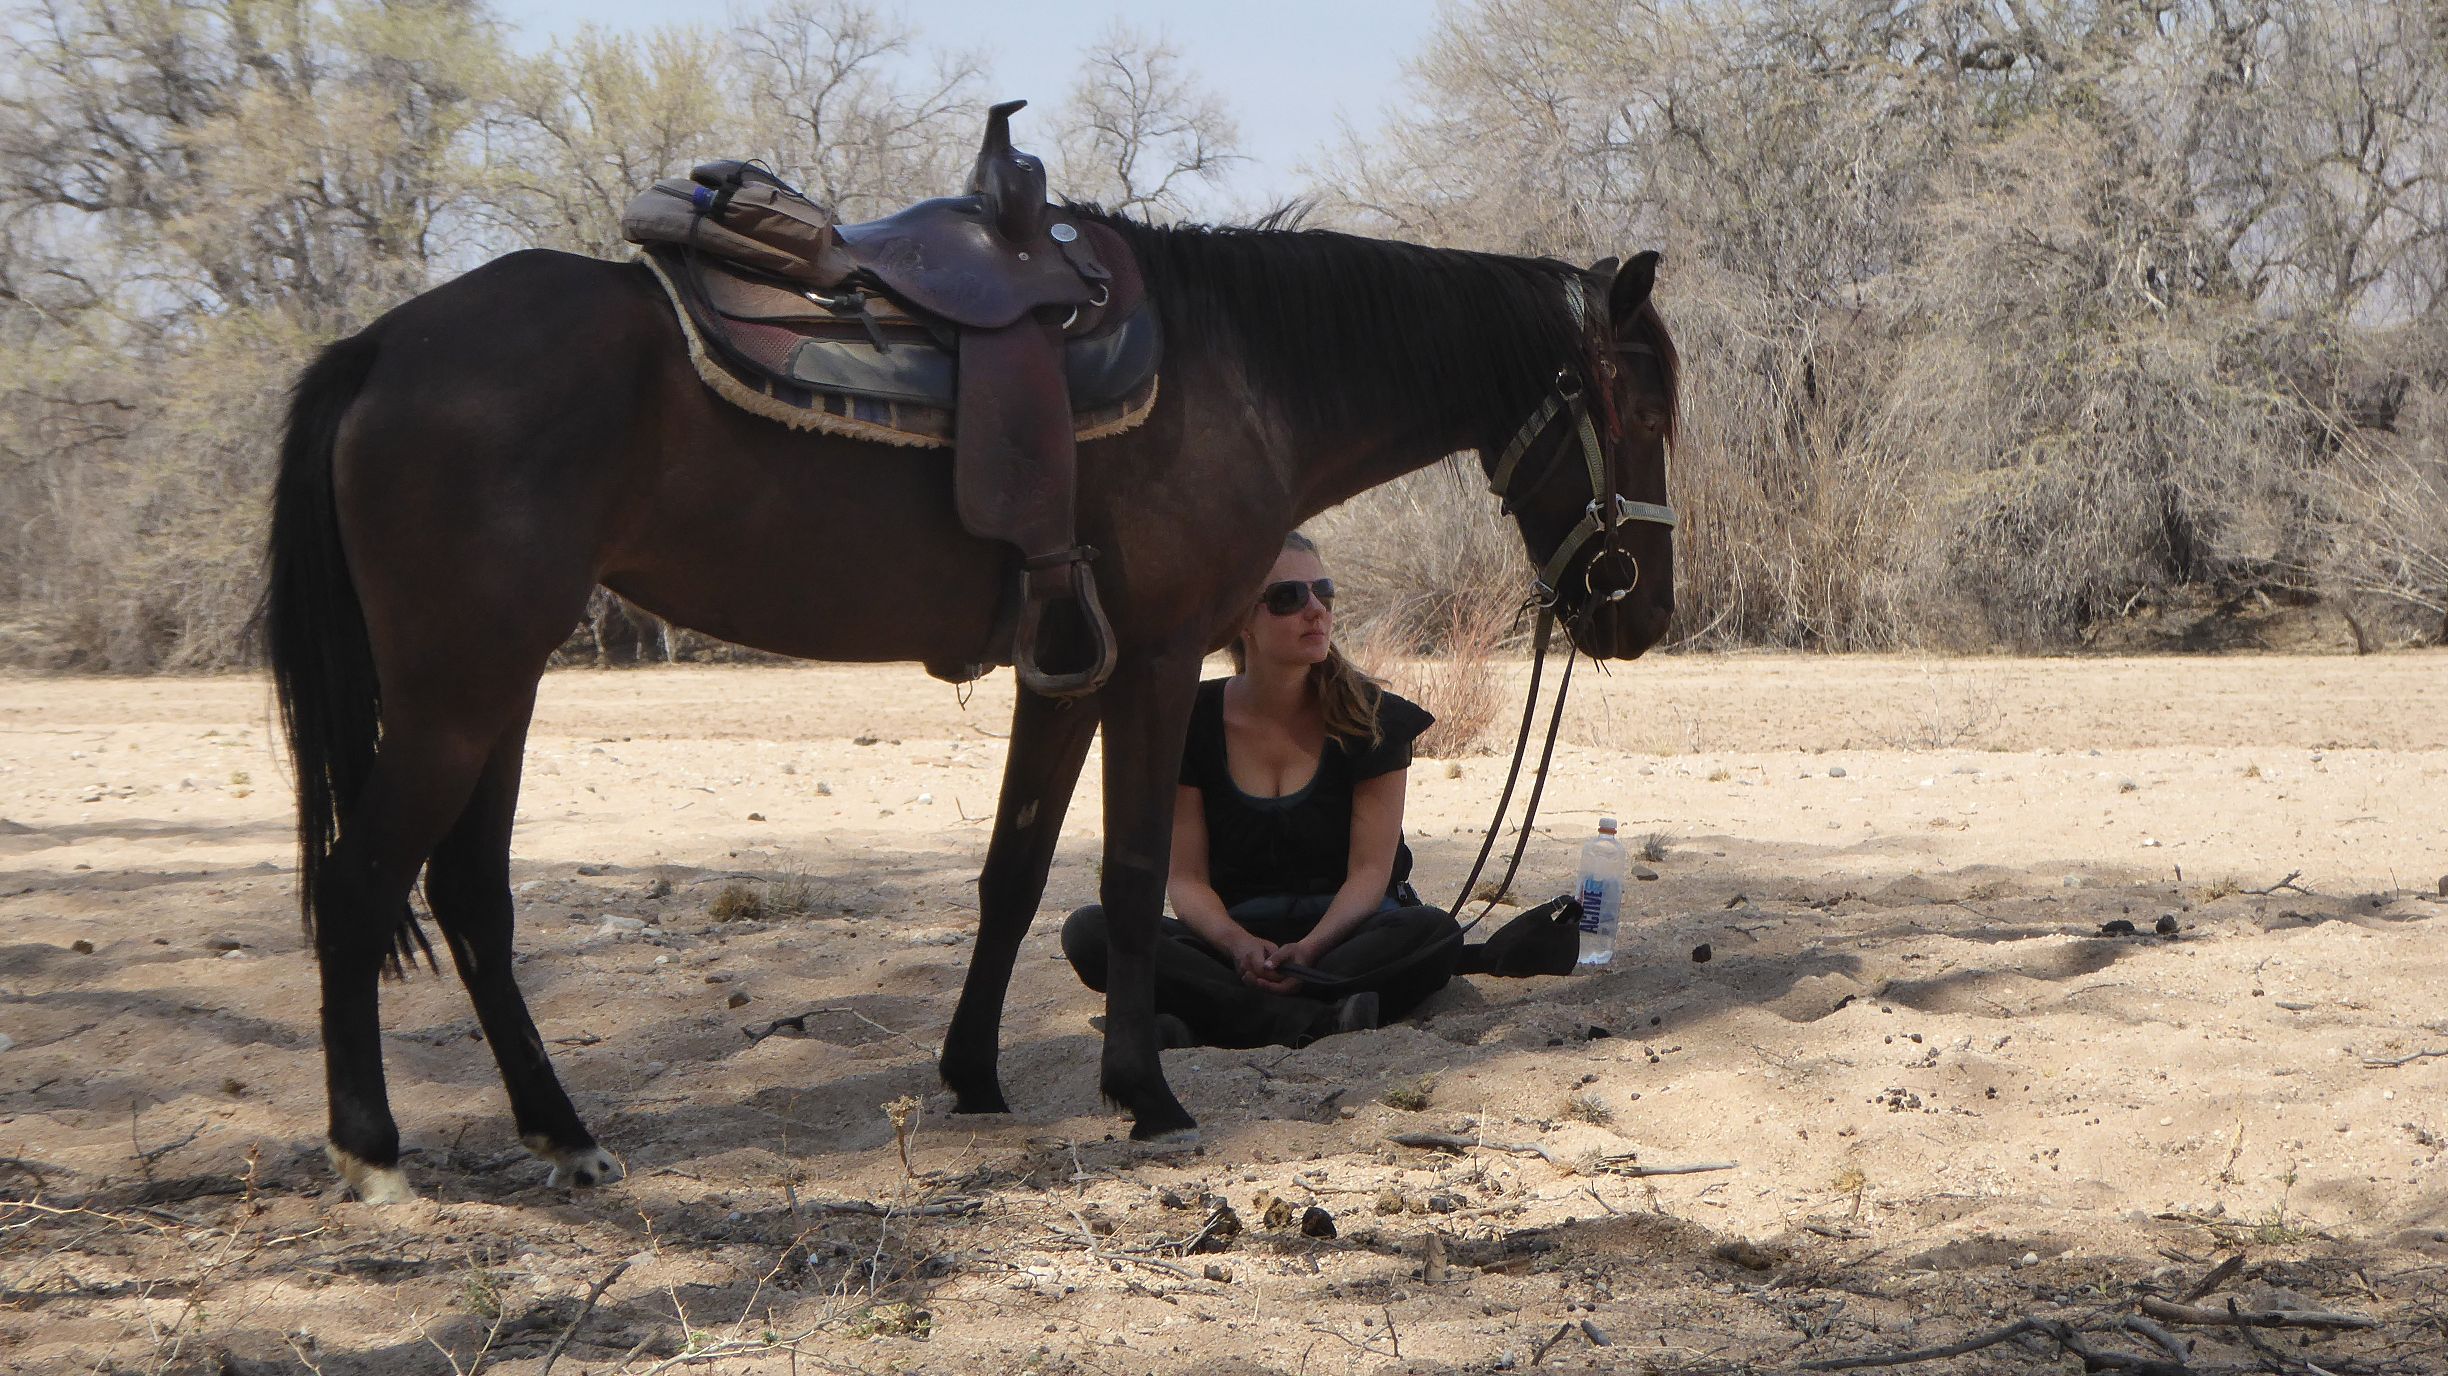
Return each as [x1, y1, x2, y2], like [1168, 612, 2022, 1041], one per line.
[2437, 875, 2447, 898]
[2019, 1251, 2039, 1268]
[1827, 766, 1847, 778]
[816, 782, 833, 796]
[1632, 866, 1659, 881]
[0, 1033, 13, 1052]
[2141, 838, 2160, 848]
[221, 950, 246, 960]
[598, 915, 648, 935]
[71, 939, 94, 954]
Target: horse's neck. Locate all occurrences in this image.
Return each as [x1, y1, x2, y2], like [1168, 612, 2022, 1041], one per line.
[1290, 424, 1495, 524]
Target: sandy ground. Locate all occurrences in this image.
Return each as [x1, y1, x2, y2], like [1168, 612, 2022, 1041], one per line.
[2, 653, 2445, 1375]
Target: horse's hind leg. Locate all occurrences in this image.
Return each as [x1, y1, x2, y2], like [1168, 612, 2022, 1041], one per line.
[316, 707, 518, 1202]
[941, 690, 1103, 1113]
[425, 712, 620, 1189]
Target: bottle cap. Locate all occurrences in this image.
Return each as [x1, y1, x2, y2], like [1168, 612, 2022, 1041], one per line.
[1598, 817, 1617, 833]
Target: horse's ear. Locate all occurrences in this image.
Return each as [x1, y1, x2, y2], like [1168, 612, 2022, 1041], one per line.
[1587, 255, 1620, 279]
[1610, 250, 1661, 319]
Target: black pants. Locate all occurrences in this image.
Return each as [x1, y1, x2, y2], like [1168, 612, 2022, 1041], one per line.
[1060, 897, 1462, 1049]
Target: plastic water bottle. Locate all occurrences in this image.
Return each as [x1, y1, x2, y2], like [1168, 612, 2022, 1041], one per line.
[1576, 817, 1626, 967]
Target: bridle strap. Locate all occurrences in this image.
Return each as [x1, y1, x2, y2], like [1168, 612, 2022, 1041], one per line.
[1445, 605, 1551, 922]
[1486, 389, 1569, 500]
[1444, 604, 1581, 934]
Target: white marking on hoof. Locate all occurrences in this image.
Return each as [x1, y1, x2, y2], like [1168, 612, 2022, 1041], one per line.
[523, 1135, 625, 1189]
[1134, 1126, 1201, 1153]
[326, 1146, 416, 1205]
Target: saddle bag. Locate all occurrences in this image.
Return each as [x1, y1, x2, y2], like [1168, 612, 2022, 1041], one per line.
[621, 161, 854, 287]
[1454, 894, 1582, 977]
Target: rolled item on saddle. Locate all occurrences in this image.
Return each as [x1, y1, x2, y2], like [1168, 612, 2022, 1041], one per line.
[620, 161, 856, 288]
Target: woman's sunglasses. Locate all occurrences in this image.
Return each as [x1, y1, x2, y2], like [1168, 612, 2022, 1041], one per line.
[1258, 578, 1336, 616]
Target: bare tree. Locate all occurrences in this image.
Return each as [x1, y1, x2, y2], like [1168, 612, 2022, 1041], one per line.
[732, 0, 983, 216]
[1053, 24, 1240, 219]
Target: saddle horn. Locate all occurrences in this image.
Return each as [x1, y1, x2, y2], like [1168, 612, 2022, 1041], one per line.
[968, 99, 1051, 245]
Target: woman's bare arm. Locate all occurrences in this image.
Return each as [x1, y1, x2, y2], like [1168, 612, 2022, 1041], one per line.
[1272, 768, 1406, 967]
[1168, 786, 1288, 987]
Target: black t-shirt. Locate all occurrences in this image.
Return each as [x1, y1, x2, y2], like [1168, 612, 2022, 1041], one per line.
[1179, 678, 1435, 909]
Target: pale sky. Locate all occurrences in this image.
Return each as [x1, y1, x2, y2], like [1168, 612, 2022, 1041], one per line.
[495, 0, 1448, 213]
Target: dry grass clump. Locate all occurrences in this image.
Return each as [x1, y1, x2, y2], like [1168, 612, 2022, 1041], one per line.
[1379, 1076, 1437, 1112]
[708, 872, 823, 922]
[1563, 1090, 1614, 1127]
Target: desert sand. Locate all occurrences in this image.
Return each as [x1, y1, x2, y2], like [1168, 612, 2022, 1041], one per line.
[2, 653, 2444, 1374]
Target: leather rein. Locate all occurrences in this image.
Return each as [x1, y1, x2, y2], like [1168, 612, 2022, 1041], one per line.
[1443, 343, 1677, 930]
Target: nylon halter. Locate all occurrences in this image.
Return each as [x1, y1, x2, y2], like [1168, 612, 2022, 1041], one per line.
[1485, 357, 1677, 610]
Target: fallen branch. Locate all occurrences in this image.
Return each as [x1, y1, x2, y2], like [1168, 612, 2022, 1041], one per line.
[2136, 1296, 2379, 1331]
[1594, 1154, 1738, 1178]
[538, 1258, 629, 1376]
[1387, 1131, 1562, 1165]
[2245, 870, 2309, 896]
[1801, 1317, 2051, 1370]
[2114, 1314, 2191, 1365]
[1804, 1316, 2189, 1374]
[799, 1196, 978, 1218]
[2362, 1047, 2448, 1069]
[1384, 1132, 1735, 1178]
[1529, 1320, 1576, 1365]
[2178, 1253, 2243, 1303]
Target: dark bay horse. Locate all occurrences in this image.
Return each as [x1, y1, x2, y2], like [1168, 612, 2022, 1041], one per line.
[263, 212, 1680, 1201]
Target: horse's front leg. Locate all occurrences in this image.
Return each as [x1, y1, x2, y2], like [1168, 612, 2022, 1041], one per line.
[1090, 644, 1202, 1140]
[941, 687, 1103, 1114]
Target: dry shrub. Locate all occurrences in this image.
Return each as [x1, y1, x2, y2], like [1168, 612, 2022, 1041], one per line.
[1309, 463, 1528, 655]
[1353, 595, 1512, 758]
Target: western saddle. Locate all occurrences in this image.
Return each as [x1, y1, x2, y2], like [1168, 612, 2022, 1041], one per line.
[623, 101, 1156, 698]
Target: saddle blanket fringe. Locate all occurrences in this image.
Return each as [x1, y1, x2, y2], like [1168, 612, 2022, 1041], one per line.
[640, 253, 1158, 448]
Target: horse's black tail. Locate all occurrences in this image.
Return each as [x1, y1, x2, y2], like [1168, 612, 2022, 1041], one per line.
[260, 331, 431, 973]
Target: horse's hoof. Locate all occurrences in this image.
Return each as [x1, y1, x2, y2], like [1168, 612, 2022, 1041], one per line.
[1126, 1104, 1199, 1144]
[947, 1088, 1012, 1116]
[525, 1136, 625, 1189]
[327, 1146, 416, 1205]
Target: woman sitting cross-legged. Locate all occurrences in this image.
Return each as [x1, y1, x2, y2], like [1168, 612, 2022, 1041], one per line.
[1061, 531, 1463, 1049]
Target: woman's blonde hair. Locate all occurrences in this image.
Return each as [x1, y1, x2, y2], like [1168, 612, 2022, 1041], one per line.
[1230, 531, 1384, 747]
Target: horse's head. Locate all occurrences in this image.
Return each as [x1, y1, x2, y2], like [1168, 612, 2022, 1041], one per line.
[1488, 251, 1679, 659]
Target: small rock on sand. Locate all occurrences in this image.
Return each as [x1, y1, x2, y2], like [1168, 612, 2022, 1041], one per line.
[1826, 766, 1847, 778]
[71, 939, 94, 954]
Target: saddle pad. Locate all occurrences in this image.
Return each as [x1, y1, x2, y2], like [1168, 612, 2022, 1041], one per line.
[640, 249, 1159, 448]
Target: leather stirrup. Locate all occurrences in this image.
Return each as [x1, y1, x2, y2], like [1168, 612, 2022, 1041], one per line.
[1012, 548, 1118, 699]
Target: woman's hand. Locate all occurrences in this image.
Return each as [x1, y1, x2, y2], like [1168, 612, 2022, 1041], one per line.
[1231, 934, 1303, 994]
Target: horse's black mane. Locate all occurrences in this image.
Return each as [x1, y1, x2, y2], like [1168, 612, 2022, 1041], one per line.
[1084, 209, 1597, 443]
